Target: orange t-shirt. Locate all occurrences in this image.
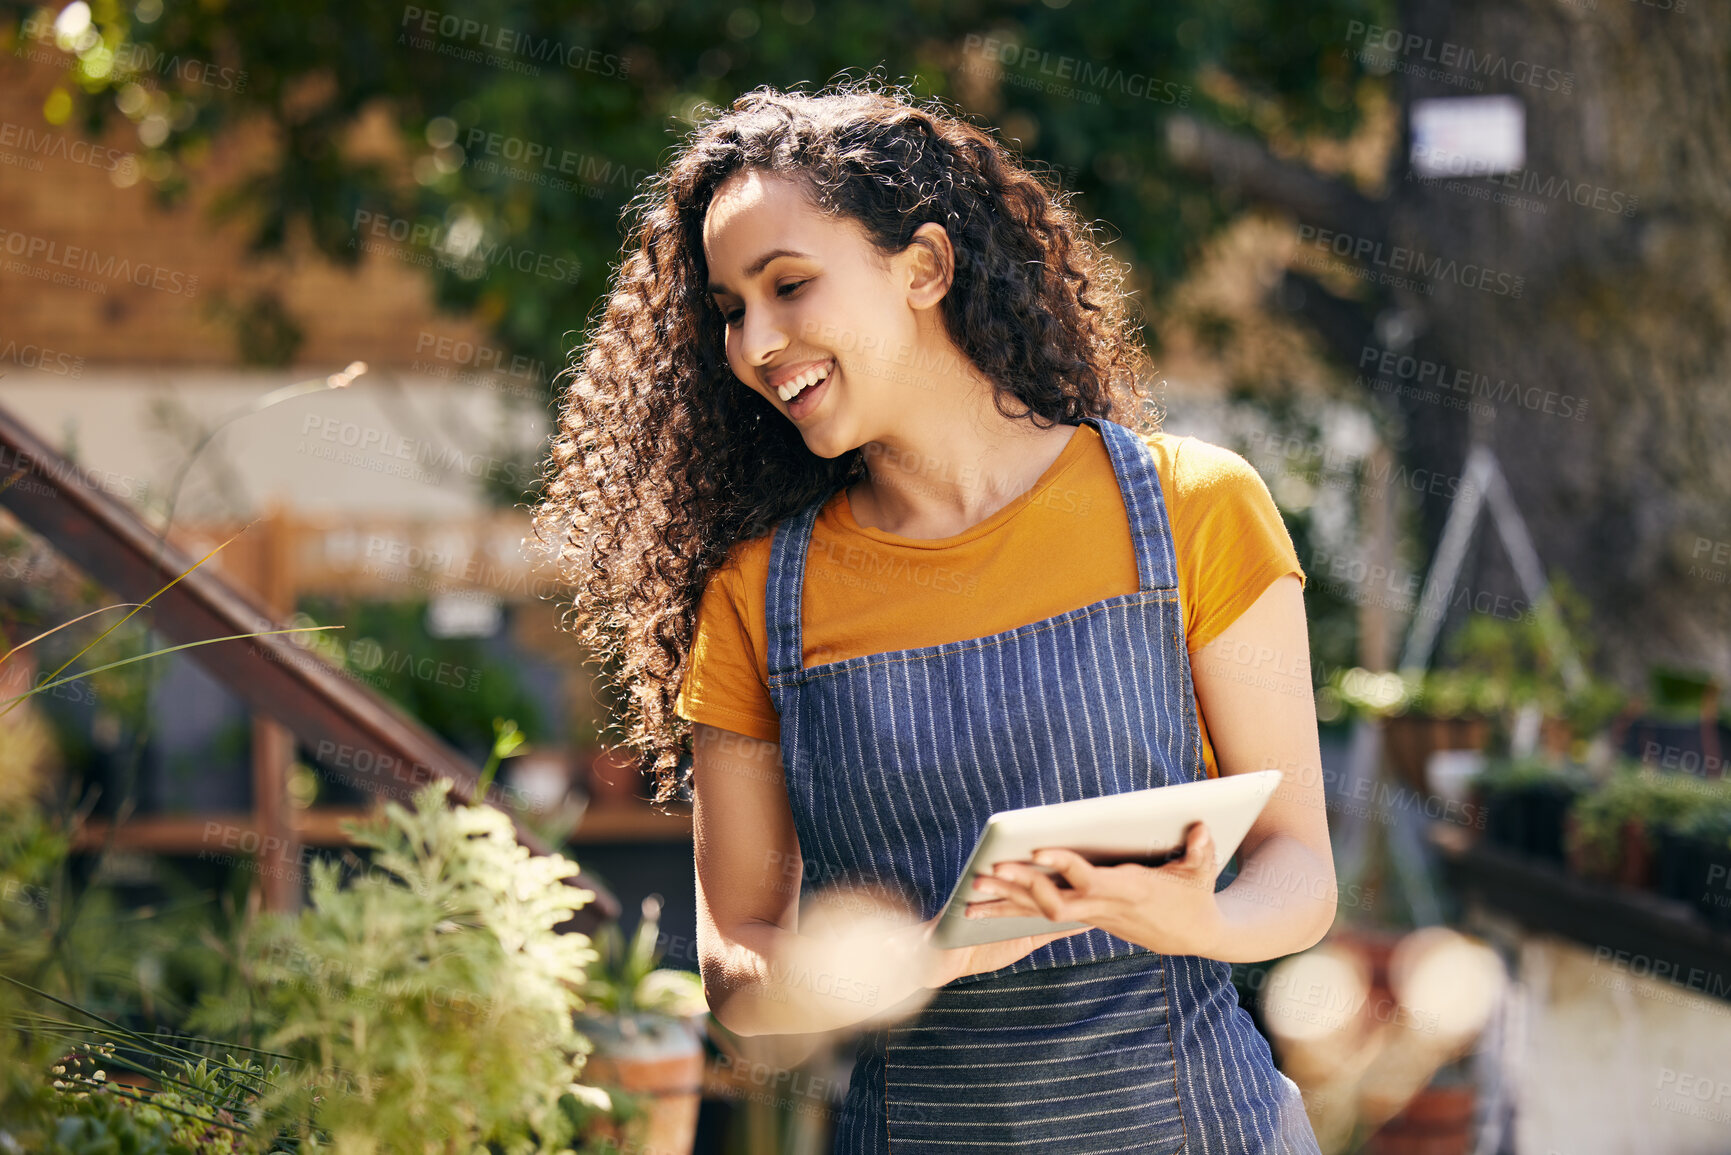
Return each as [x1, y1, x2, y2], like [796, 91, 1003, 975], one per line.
[674, 423, 1306, 779]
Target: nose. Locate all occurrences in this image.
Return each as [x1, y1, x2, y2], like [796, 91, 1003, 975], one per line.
[739, 305, 788, 373]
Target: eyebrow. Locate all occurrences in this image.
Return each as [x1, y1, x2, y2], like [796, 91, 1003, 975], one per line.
[706, 248, 814, 295]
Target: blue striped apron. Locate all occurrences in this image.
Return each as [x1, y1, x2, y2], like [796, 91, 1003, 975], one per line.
[764, 414, 1320, 1153]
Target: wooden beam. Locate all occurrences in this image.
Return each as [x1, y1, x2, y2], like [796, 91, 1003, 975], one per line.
[71, 808, 377, 853]
[0, 401, 618, 928]
[569, 806, 694, 844]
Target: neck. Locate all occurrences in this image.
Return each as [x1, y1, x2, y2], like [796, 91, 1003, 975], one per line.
[849, 381, 1078, 539]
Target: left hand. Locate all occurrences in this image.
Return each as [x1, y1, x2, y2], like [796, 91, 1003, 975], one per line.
[965, 821, 1228, 958]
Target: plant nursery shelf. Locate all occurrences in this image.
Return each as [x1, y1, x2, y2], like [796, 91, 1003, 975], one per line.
[568, 804, 693, 844]
[70, 805, 697, 853]
[1428, 825, 1731, 1007]
[71, 807, 386, 854]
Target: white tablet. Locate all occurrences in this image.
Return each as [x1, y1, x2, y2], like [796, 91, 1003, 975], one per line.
[929, 769, 1285, 949]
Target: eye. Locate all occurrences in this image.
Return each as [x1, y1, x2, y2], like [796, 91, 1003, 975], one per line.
[717, 279, 810, 328]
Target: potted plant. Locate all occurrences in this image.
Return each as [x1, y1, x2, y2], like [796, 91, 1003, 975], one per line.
[1383, 667, 1496, 795]
[1653, 799, 1731, 924]
[1386, 576, 1629, 782]
[575, 893, 710, 1155]
[1319, 665, 1491, 795]
[1564, 763, 1719, 889]
[573, 651, 648, 810]
[1622, 665, 1728, 775]
[1471, 755, 1589, 862]
[1686, 810, 1731, 928]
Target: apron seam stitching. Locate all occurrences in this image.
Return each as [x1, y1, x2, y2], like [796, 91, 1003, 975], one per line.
[767, 590, 1178, 689]
[884, 1039, 894, 1155]
[1158, 952, 1191, 1155]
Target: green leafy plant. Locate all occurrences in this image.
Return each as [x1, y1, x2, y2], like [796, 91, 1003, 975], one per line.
[476, 715, 527, 801]
[0, 958, 291, 1155]
[18, 1030, 280, 1155]
[1670, 805, 1731, 849]
[1568, 764, 1731, 876]
[569, 896, 707, 1155]
[1321, 575, 1627, 756]
[290, 596, 545, 764]
[1645, 665, 1722, 723]
[188, 778, 605, 1154]
[1473, 754, 1586, 794]
[4, 764, 617, 1153]
[1439, 574, 1626, 751]
[579, 895, 706, 1027]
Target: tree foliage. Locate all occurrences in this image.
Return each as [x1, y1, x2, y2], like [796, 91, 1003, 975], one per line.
[12, 0, 1390, 375]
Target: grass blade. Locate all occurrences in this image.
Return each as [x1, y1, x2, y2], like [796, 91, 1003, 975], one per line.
[1, 626, 341, 707]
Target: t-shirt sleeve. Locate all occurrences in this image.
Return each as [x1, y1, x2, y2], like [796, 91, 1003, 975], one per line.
[674, 552, 782, 742]
[1170, 437, 1306, 653]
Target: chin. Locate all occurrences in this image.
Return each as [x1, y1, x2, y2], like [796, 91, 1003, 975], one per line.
[798, 429, 854, 461]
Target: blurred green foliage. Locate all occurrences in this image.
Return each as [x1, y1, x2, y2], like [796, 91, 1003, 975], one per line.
[182, 778, 605, 1152]
[293, 595, 544, 763]
[10, 0, 1398, 686]
[18, 0, 1390, 376]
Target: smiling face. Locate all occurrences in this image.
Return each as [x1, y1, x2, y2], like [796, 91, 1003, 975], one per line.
[703, 168, 946, 459]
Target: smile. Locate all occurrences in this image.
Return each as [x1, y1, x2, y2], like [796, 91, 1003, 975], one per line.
[775, 359, 834, 402]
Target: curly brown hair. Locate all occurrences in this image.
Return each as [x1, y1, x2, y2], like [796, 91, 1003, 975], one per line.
[530, 77, 1158, 808]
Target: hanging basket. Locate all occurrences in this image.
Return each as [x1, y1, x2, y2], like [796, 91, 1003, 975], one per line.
[1383, 713, 1490, 794]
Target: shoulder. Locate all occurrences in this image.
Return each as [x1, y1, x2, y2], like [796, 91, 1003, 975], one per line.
[705, 531, 775, 604]
[1133, 429, 1271, 506]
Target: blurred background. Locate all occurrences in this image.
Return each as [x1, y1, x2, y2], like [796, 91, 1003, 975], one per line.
[1, 1, 1729, 1153]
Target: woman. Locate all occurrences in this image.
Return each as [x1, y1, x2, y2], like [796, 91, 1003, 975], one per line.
[533, 80, 1333, 1153]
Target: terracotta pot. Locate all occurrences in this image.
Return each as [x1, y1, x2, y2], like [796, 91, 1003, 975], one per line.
[1616, 817, 1653, 890]
[1539, 716, 1575, 759]
[1367, 1082, 1476, 1155]
[1567, 812, 1653, 887]
[579, 1016, 705, 1154]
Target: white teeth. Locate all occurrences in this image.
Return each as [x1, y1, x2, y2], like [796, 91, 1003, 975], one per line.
[776, 361, 833, 402]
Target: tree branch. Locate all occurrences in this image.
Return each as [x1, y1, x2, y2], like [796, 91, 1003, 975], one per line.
[1165, 114, 1387, 244]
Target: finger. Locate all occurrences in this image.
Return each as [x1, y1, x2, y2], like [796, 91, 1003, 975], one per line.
[966, 897, 1014, 918]
[1160, 823, 1207, 870]
[1185, 822, 1214, 873]
[1021, 866, 1081, 922]
[1031, 847, 1093, 890]
[968, 878, 1038, 916]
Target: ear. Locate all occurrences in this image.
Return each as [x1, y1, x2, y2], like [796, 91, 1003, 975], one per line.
[901, 222, 954, 310]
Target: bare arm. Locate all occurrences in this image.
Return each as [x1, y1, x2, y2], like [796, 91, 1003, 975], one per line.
[1189, 573, 1338, 961]
[691, 722, 935, 1037]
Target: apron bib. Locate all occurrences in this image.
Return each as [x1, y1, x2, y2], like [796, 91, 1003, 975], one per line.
[764, 415, 1320, 1153]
